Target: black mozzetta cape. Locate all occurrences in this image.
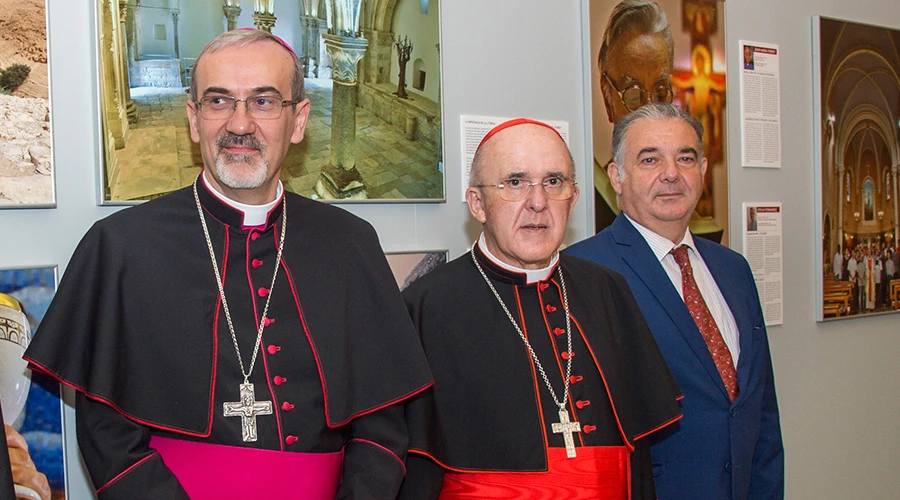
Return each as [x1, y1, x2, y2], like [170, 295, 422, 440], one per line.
[24, 180, 432, 495]
[401, 245, 682, 477]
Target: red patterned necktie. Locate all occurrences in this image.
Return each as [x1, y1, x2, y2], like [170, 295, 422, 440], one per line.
[670, 245, 739, 401]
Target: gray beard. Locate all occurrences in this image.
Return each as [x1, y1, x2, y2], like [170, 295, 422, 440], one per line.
[214, 153, 268, 189]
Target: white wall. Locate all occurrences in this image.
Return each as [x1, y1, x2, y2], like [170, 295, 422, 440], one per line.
[1, 0, 898, 498]
[388, 0, 440, 102]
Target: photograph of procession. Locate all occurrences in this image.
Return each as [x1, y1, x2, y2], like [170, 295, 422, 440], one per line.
[96, 0, 443, 204]
[815, 16, 900, 320]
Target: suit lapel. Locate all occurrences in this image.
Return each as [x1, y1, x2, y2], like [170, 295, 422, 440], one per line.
[610, 215, 730, 400]
[694, 237, 754, 400]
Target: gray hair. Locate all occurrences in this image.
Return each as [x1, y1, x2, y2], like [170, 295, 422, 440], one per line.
[611, 103, 704, 181]
[190, 29, 305, 105]
[598, 0, 674, 70]
[469, 130, 576, 187]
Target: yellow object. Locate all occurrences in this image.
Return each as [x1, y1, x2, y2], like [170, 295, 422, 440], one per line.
[0, 292, 23, 312]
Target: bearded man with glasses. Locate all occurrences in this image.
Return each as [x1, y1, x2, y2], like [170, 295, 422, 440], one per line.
[397, 118, 682, 500]
[25, 29, 431, 499]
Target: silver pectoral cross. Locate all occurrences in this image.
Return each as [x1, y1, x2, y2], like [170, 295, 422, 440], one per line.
[551, 410, 582, 458]
[223, 383, 273, 442]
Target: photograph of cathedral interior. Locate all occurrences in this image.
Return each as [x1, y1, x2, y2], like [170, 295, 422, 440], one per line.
[817, 17, 900, 320]
[0, 0, 53, 207]
[588, 0, 728, 241]
[96, 0, 443, 203]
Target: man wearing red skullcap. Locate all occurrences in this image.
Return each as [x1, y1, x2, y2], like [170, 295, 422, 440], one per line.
[398, 119, 682, 499]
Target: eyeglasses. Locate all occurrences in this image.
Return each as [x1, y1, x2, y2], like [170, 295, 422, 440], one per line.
[602, 72, 673, 112]
[475, 176, 577, 202]
[195, 94, 298, 120]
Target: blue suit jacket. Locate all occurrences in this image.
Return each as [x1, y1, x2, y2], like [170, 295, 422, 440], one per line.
[565, 214, 784, 500]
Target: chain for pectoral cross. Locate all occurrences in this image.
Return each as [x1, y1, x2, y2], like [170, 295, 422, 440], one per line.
[471, 247, 582, 458]
[194, 179, 286, 442]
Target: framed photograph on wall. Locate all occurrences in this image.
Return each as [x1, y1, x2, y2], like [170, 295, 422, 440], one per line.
[0, 266, 66, 498]
[0, 0, 55, 208]
[385, 250, 448, 291]
[582, 0, 728, 242]
[94, 0, 445, 205]
[813, 16, 900, 321]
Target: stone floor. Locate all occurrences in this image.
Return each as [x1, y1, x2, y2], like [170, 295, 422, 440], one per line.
[107, 80, 443, 201]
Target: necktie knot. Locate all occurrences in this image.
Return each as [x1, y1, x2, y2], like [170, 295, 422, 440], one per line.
[671, 244, 691, 271]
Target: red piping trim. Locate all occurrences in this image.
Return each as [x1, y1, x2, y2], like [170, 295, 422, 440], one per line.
[23, 358, 212, 437]
[566, 310, 634, 452]
[350, 438, 406, 474]
[514, 286, 551, 464]
[634, 412, 683, 441]
[408, 449, 550, 475]
[96, 452, 159, 493]
[537, 281, 585, 448]
[282, 259, 434, 429]
[251, 230, 285, 450]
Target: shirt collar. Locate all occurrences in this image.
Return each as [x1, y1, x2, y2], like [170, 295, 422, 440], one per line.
[201, 170, 283, 229]
[623, 213, 696, 261]
[476, 233, 558, 284]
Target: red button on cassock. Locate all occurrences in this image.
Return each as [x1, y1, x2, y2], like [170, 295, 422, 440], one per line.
[251, 233, 260, 241]
[252, 259, 264, 269]
[285, 435, 298, 445]
[274, 376, 287, 386]
[583, 425, 597, 434]
[267, 345, 280, 355]
[545, 304, 557, 313]
[576, 400, 591, 409]
[258, 287, 269, 297]
[539, 282, 550, 291]
[281, 401, 295, 412]
[569, 375, 584, 384]
[561, 351, 574, 360]
[553, 327, 565, 336]
[264, 317, 275, 326]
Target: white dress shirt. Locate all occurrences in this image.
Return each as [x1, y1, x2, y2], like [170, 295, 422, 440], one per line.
[624, 214, 741, 368]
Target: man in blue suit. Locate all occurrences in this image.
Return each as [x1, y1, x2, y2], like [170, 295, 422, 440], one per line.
[565, 103, 783, 499]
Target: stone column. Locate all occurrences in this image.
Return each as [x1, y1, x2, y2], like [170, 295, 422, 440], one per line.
[117, 0, 136, 123]
[223, 1, 241, 31]
[361, 29, 393, 84]
[172, 10, 181, 60]
[315, 34, 369, 199]
[894, 164, 900, 242]
[838, 164, 844, 251]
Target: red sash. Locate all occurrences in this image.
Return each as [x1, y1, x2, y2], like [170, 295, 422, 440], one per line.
[439, 446, 629, 500]
[150, 436, 343, 499]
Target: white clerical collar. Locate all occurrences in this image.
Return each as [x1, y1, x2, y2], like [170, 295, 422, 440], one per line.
[202, 171, 283, 228]
[623, 213, 696, 262]
[477, 233, 558, 284]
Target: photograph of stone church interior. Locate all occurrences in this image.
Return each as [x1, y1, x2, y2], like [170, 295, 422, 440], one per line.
[96, 0, 443, 203]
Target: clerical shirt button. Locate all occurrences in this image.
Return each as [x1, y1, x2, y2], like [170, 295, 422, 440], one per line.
[258, 287, 269, 297]
[583, 425, 597, 434]
[252, 259, 264, 268]
[569, 375, 583, 384]
[281, 402, 295, 411]
[561, 351, 574, 360]
[576, 400, 591, 409]
[267, 345, 281, 355]
[285, 435, 298, 445]
[545, 304, 557, 313]
[724, 461, 732, 473]
[274, 376, 287, 386]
